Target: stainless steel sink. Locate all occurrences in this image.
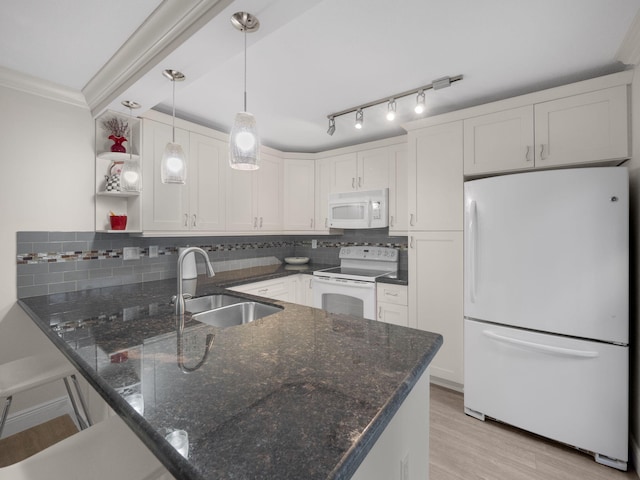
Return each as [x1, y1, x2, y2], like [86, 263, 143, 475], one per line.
[192, 301, 283, 328]
[184, 294, 245, 314]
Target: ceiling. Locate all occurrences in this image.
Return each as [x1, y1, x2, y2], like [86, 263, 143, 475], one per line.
[1, 0, 639, 153]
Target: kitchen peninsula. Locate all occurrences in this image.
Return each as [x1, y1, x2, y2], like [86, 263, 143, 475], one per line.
[18, 268, 441, 480]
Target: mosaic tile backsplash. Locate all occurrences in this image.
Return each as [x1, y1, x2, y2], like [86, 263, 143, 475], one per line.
[17, 230, 408, 298]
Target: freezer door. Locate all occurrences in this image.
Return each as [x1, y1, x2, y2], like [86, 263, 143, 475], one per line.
[464, 319, 628, 463]
[464, 167, 628, 344]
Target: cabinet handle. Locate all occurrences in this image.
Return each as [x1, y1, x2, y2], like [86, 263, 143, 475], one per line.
[385, 291, 399, 297]
[378, 306, 383, 319]
[409, 214, 415, 226]
[259, 217, 263, 228]
[310, 218, 314, 228]
[352, 177, 356, 189]
[358, 177, 362, 188]
[254, 217, 258, 228]
[390, 215, 394, 227]
[192, 214, 197, 227]
[184, 213, 188, 227]
[258, 288, 268, 294]
[525, 145, 533, 162]
[325, 218, 328, 228]
[539, 144, 547, 160]
[410, 236, 415, 249]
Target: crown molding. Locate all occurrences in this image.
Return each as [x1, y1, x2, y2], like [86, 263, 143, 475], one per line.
[617, 10, 640, 65]
[0, 66, 87, 108]
[83, 0, 232, 117]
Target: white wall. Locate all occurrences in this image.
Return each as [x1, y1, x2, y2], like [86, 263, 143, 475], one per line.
[0, 82, 94, 412]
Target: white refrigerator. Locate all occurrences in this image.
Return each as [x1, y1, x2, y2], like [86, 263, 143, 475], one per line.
[463, 167, 628, 471]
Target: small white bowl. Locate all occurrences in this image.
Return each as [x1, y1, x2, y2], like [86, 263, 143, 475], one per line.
[284, 257, 310, 265]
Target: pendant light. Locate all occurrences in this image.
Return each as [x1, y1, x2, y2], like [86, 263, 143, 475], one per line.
[161, 69, 187, 183]
[229, 12, 260, 170]
[120, 100, 142, 192]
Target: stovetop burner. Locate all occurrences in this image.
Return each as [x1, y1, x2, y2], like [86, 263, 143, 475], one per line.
[313, 246, 398, 282]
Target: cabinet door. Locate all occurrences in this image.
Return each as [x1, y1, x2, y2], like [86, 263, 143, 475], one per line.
[357, 146, 390, 190]
[256, 153, 283, 231]
[315, 158, 332, 231]
[388, 144, 408, 233]
[408, 121, 463, 231]
[408, 231, 463, 385]
[189, 132, 226, 231]
[328, 153, 358, 192]
[463, 106, 534, 175]
[534, 85, 629, 167]
[284, 159, 315, 230]
[141, 119, 190, 231]
[226, 166, 255, 231]
[377, 302, 408, 327]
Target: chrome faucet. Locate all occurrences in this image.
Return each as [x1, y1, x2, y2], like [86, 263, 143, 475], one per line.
[175, 247, 215, 315]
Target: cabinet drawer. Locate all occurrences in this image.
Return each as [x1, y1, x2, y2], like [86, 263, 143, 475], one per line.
[228, 278, 292, 301]
[376, 283, 407, 306]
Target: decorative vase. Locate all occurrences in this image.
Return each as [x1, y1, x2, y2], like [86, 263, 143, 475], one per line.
[109, 135, 127, 153]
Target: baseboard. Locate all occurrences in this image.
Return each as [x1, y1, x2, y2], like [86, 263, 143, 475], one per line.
[1, 396, 74, 439]
[430, 375, 464, 393]
[630, 433, 640, 478]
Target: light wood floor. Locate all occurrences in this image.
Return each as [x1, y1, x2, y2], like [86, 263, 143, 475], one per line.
[430, 385, 637, 480]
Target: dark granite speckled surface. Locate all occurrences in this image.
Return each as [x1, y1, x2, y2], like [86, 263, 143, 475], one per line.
[19, 265, 439, 480]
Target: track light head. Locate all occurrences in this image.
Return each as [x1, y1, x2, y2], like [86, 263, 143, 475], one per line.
[327, 117, 336, 136]
[386, 99, 396, 121]
[355, 109, 364, 129]
[414, 90, 426, 114]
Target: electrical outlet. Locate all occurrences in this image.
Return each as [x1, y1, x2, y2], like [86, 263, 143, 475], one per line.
[311, 239, 318, 249]
[148, 245, 158, 258]
[123, 247, 140, 261]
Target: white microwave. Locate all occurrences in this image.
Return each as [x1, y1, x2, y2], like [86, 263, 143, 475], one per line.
[328, 188, 388, 229]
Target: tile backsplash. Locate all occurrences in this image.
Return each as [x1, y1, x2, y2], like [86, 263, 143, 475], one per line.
[16, 229, 408, 298]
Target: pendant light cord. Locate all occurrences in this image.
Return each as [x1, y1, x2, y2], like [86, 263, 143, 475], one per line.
[243, 15, 247, 113]
[171, 78, 176, 143]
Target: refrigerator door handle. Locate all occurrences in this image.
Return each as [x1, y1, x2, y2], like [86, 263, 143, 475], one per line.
[483, 330, 599, 358]
[468, 200, 478, 303]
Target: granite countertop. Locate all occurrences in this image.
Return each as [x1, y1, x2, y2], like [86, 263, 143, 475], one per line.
[19, 265, 438, 480]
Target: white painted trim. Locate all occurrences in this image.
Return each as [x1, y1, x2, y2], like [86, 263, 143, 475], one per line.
[617, 10, 640, 66]
[430, 376, 463, 393]
[630, 434, 640, 478]
[1, 396, 74, 439]
[0, 66, 88, 109]
[84, 0, 234, 117]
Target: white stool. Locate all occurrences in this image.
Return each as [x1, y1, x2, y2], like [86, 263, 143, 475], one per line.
[0, 351, 92, 437]
[0, 414, 171, 480]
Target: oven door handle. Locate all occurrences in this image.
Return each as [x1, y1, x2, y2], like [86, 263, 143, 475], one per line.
[312, 277, 374, 288]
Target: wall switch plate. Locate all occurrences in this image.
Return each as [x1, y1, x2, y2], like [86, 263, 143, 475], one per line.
[123, 247, 140, 261]
[148, 245, 158, 258]
[311, 239, 318, 249]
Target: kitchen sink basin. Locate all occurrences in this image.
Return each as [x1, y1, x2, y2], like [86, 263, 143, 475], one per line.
[184, 294, 245, 314]
[192, 301, 283, 328]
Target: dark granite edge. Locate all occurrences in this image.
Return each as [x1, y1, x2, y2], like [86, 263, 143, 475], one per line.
[376, 270, 408, 286]
[18, 299, 199, 480]
[328, 334, 442, 479]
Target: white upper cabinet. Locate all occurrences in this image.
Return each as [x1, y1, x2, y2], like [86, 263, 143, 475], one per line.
[315, 157, 332, 232]
[328, 152, 359, 192]
[408, 121, 463, 231]
[464, 85, 629, 176]
[226, 152, 283, 232]
[388, 143, 408, 233]
[327, 147, 392, 192]
[142, 119, 226, 232]
[283, 158, 315, 231]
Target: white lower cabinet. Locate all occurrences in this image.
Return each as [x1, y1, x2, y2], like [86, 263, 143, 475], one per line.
[408, 231, 463, 386]
[376, 283, 408, 327]
[297, 274, 314, 307]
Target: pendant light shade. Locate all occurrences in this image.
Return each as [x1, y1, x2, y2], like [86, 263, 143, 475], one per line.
[120, 100, 141, 192]
[161, 69, 187, 184]
[230, 112, 259, 170]
[229, 12, 260, 170]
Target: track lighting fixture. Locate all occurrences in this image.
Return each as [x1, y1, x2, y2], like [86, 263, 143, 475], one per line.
[229, 12, 260, 170]
[327, 117, 336, 136]
[414, 90, 426, 114]
[161, 69, 187, 184]
[386, 99, 396, 121]
[325, 74, 462, 135]
[355, 109, 364, 129]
